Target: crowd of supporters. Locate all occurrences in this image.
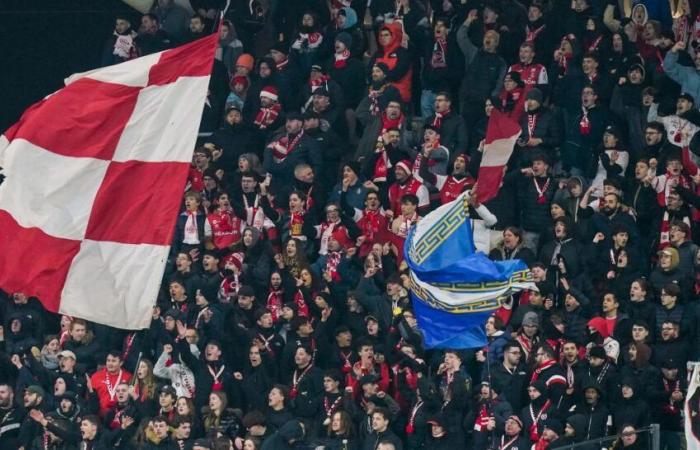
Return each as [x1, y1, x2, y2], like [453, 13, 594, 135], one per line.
[4, 0, 700, 448]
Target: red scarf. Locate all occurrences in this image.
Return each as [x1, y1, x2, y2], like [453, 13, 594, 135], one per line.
[528, 399, 552, 441]
[326, 251, 343, 282]
[474, 403, 492, 431]
[432, 109, 450, 129]
[533, 177, 551, 204]
[269, 131, 304, 162]
[372, 112, 403, 182]
[530, 359, 558, 383]
[309, 74, 330, 89]
[579, 107, 591, 135]
[333, 50, 350, 69]
[526, 23, 546, 42]
[267, 288, 283, 322]
[276, 57, 289, 71]
[254, 103, 281, 129]
[430, 37, 448, 68]
[294, 290, 309, 317]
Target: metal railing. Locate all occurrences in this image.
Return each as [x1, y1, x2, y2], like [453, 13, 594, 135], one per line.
[551, 424, 660, 450]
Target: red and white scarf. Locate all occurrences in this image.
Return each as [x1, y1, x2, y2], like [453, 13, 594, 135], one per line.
[269, 131, 305, 163]
[243, 194, 266, 230]
[267, 288, 283, 322]
[333, 49, 351, 68]
[579, 107, 591, 135]
[326, 251, 343, 282]
[373, 112, 403, 182]
[254, 103, 281, 129]
[525, 23, 546, 43]
[432, 109, 450, 129]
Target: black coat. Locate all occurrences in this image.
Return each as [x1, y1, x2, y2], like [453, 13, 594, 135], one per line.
[515, 107, 563, 167]
[263, 132, 322, 198]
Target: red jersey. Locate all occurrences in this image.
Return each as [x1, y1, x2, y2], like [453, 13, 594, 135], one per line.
[91, 368, 132, 417]
[388, 178, 428, 216]
[439, 176, 474, 204]
[207, 209, 242, 249]
[356, 210, 389, 257]
[508, 62, 548, 89]
[188, 167, 204, 192]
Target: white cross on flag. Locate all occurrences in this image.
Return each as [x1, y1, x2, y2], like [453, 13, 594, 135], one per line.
[0, 33, 218, 329]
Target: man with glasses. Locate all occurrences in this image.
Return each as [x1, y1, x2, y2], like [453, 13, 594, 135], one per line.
[652, 320, 690, 369]
[530, 344, 566, 408]
[653, 283, 688, 338]
[312, 202, 360, 257]
[491, 342, 528, 411]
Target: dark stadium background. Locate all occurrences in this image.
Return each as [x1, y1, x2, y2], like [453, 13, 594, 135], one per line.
[1, 0, 135, 131]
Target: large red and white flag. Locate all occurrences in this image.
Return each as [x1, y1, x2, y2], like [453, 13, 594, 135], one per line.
[0, 34, 218, 329]
[477, 109, 522, 204]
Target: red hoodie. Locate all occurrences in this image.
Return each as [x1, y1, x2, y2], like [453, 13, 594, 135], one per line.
[374, 22, 413, 103]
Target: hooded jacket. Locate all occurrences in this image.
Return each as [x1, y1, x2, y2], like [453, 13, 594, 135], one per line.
[612, 378, 652, 431]
[368, 22, 413, 103]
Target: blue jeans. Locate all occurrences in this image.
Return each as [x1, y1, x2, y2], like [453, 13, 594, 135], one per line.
[420, 90, 437, 119]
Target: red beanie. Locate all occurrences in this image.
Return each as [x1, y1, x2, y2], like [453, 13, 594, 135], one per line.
[260, 86, 279, 102]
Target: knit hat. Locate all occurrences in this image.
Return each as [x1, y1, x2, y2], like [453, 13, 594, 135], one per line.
[223, 252, 244, 271]
[507, 415, 523, 429]
[193, 438, 212, 449]
[529, 380, 547, 396]
[231, 75, 249, 89]
[310, 64, 325, 73]
[335, 31, 353, 48]
[286, 111, 303, 122]
[679, 92, 695, 104]
[260, 86, 279, 102]
[544, 418, 564, 436]
[343, 160, 361, 177]
[522, 311, 540, 328]
[25, 385, 45, 398]
[235, 53, 255, 71]
[587, 317, 610, 339]
[331, 227, 353, 250]
[526, 87, 543, 103]
[373, 62, 390, 75]
[628, 62, 646, 81]
[426, 413, 447, 428]
[395, 159, 412, 175]
[604, 125, 622, 141]
[238, 284, 256, 298]
[588, 345, 607, 360]
[164, 308, 182, 321]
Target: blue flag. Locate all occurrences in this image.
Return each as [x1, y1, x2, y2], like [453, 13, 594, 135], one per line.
[404, 192, 535, 349]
